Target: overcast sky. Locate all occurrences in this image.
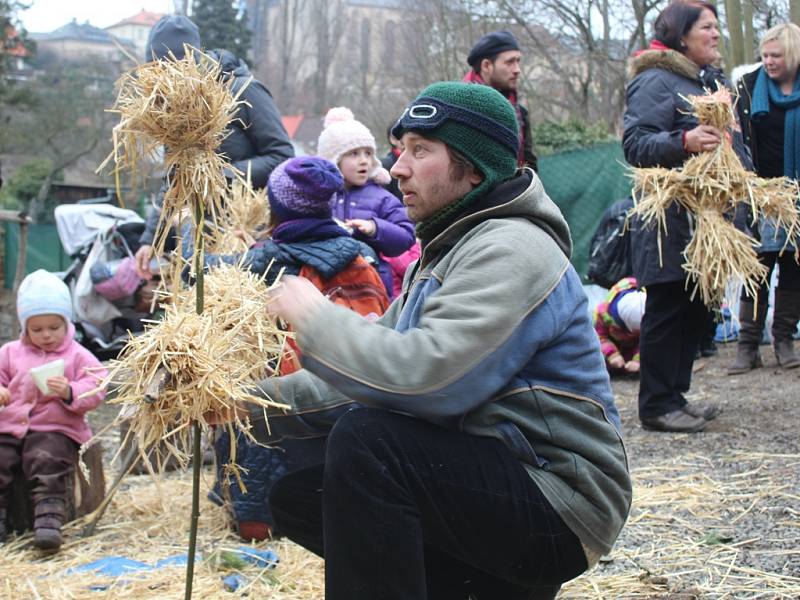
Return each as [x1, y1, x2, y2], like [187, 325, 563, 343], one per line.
[19, 1, 174, 33]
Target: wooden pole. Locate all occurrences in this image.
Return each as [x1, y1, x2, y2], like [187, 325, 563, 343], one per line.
[184, 198, 205, 600]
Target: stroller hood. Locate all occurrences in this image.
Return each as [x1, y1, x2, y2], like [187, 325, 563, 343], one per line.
[55, 204, 144, 257]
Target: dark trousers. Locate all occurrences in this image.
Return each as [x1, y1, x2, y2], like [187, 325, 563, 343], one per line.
[638, 281, 709, 419]
[269, 407, 587, 600]
[0, 431, 78, 507]
[213, 430, 326, 525]
[742, 251, 800, 304]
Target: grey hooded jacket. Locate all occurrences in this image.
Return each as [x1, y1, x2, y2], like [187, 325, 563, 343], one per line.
[250, 169, 632, 560]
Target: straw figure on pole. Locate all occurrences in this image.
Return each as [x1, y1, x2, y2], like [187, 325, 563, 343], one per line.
[97, 48, 286, 599]
[629, 88, 800, 307]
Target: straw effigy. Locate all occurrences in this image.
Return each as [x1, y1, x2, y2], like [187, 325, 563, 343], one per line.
[97, 46, 245, 258]
[206, 176, 271, 255]
[629, 88, 800, 307]
[94, 263, 289, 480]
[95, 45, 277, 597]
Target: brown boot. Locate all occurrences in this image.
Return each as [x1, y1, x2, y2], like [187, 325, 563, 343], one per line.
[33, 498, 65, 551]
[772, 290, 800, 369]
[728, 300, 765, 374]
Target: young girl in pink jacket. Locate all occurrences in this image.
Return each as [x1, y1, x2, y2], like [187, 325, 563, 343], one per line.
[0, 270, 107, 551]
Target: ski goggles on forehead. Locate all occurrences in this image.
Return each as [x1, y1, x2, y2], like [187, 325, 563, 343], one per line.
[391, 96, 519, 156]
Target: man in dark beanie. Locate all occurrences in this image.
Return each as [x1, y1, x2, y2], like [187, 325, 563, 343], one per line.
[464, 29, 538, 171]
[211, 82, 631, 599]
[135, 14, 294, 278]
[145, 14, 200, 61]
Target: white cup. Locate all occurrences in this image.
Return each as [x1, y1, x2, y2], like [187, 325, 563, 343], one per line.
[29, 359, 65, 395]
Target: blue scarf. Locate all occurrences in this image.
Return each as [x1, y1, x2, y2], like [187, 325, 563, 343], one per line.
[751, 66, 800, 179]
[269, 218, 350, 244]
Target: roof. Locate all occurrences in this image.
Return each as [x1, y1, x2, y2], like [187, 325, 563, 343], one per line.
[281, 114, 304, 139]
[32, 19, 133, 46]
[107, 9, 166, 29]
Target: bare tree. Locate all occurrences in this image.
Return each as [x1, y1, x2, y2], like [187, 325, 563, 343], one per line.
[174, 0, 192, 15]
[3, 59, 116, 221]
[490, 0, 659, 130]
[724, 0, 746, 66]
[276, 0, 305, 111]
[743, 0, 756, 62]
[309, 0, 346, 113]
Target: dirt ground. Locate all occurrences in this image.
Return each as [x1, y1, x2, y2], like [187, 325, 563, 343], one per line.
[2, 286, 799, 597]
[577, 343, 800, 597]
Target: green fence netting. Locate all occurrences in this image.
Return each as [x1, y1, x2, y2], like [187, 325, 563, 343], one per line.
[3, 222, 71, 289]
[2, 142, 632, 288]
[539, 140, 633, 281]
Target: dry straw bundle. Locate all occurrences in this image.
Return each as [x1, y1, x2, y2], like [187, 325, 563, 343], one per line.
[206, 176, 270, 254]
[98, 47, 245, 256]
[629, 88, 800, 306]
[99, 264, 289, 477]
[0, 471, 324, 599]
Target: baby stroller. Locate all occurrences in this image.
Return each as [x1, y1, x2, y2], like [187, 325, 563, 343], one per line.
[55, 202, 158, 359]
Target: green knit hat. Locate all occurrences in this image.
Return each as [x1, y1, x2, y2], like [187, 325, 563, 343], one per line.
[391, 81, 519, 240]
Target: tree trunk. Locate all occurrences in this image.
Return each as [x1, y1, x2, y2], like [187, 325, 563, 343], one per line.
[724, 0, 745, 67]
[28, 172, 56, 224]
[742, 0, 755, 63]
[175, 0, 191, 15]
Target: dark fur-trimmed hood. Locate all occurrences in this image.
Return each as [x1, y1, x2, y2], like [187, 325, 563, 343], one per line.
[627, 48, 699, 81]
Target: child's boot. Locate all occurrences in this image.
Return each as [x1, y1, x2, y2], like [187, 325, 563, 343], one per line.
[33, 498, 65, 550]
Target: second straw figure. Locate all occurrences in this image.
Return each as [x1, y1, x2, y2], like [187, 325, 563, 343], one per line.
[99, 48, 286, 598]
[629, 88, 800, 308]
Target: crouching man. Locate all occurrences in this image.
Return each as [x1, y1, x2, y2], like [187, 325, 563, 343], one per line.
[214, 82, 631, 599]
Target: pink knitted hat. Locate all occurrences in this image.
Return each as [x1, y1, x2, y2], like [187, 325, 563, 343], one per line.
[316, 107, 391, 185]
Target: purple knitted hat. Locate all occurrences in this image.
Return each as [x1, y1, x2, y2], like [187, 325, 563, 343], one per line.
[267, 157, 344, 222]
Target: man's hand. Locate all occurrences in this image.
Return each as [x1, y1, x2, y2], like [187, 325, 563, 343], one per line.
[45, 376, 70, 401]
[345, 218, 377, 237]
[269, 275, 327, 329]
[0, 386, 9, 406]
[684, 125, 722, 154]
[135, 245, 154, 280]
[608, 355, 625, 370]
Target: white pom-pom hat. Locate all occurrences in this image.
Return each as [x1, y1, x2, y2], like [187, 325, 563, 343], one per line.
[317, 107, 391, 185]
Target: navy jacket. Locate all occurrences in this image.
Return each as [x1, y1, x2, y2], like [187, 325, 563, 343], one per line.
[623, 49, 752, 286]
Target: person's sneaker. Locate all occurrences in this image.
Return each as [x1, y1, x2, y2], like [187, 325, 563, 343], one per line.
[641, 409, 707, 433]
[683, 402, 721, 421]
